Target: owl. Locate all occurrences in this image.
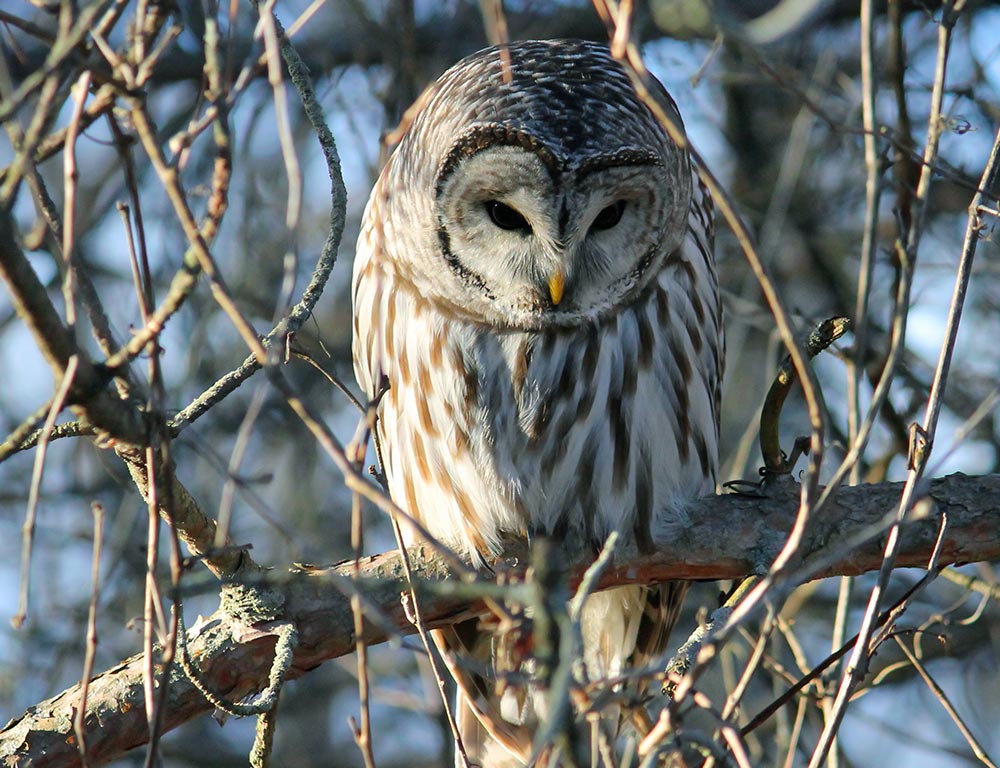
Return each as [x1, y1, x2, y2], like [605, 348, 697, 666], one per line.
[352, 39, 722, 766]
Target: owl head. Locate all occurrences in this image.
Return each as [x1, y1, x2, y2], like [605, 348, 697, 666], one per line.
[374, 39, 692, 331]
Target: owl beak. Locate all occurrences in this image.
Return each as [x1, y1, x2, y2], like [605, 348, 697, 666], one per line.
[547, 271, 565, 306]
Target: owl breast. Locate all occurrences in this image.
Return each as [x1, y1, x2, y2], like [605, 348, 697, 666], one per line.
[352, 172, 721, 564]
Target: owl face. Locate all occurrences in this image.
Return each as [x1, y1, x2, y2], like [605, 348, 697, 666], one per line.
[380, 40, 691, 330]
[435, 140, 683, 327]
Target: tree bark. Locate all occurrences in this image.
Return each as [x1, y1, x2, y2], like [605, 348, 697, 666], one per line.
[1, 472, 998, 766]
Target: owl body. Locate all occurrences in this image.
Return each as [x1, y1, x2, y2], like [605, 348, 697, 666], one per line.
[353, 189, 719, 558]
[352, 39, 722, 765]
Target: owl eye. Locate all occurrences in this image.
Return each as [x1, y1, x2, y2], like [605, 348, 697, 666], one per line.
[590, 200, 626, 231]
[485, 200, 531, 232]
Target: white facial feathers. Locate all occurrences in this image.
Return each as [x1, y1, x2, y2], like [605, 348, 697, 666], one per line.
[434, 143, 685, 327]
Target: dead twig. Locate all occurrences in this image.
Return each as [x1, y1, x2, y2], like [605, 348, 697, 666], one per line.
[74, 502, 104, 766]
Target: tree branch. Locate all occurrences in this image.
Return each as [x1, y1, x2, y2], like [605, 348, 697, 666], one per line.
[1, 473, 997, 766]
[0, 208, 145, 447]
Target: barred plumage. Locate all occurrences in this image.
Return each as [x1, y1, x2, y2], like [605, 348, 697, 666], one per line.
[351, 39, 722, 766]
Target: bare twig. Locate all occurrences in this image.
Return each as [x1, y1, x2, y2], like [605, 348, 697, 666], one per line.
[702, 610, 776, 768]
[215, 381, 270, 549]
[0, 0, 115, 126]
[141, 444, 166, 754]
[939, 567, 1000, 601]
[0, 207, 145, 445]
[742, 571, 934, 737]
[388, 487, 472, 768]
[257, 0, 302, 232]
[347, 397, 379, 768]
[13, 355, 79, 629]
[893, 634, 999, 768]
[61, 70, 91, 329]
[0, 399, 55, 463]
[250, 702, 280, 768]
[74, 502, 105, 766]
[847, 0, 882, 485]
[127, 100, 263, 361]
[0, 9, 56, 41]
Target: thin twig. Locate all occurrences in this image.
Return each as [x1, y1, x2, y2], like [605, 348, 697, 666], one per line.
[847, 0, 882, 485]
[692, 691, 754, 768]
[13, 355, 79, 629]
[0, 399, 53, 463]
[141, 442, 165, 754]
[257, 0, 302, 232]
[1, 64, 64, 206]
[61, 71, 92, 330]
[893, 634, 999, 768]
[926, 387, 1000, 478]
[703, 610, 776, 768]
[12, 111, 129, 373]
[742, 571, 936, 737]
[0, 0, 114, 124]
[109, 126, 155, 321]
[291, 348, 365, 412]
[567, 531, 619, 622]
[939, 567, 1000, 601]
[0, 9, 56, 41]
[74, 501, 105, 766]
[5, 84, 117, 179]
[142, 264, 187, 768]
[388, 505, 472, 768]
[215, 381, 270, 549]
[781, 696, 809, 768]
[128, 100, 264, 361]
[101, 31, 234, 371]
[347, 397, 379, 768]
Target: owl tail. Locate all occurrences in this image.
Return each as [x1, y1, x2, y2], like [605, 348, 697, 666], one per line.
[455, 688, 532, 768]
[437, 582, 688, 767]
[434, 624, 534, 767]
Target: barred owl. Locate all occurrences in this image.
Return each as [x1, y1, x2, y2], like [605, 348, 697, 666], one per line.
[352, 39, 722, 766]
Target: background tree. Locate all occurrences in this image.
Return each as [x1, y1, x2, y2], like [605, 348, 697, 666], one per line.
[1, 1, 999, 766]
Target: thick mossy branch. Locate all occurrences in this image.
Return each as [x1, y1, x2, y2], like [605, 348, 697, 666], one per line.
[1, 473, 998, 766]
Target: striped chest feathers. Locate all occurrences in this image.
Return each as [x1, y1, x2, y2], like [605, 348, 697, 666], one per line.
[368, 265, 718, 559]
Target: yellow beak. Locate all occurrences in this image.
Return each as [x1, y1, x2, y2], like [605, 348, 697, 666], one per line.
[548, 271, 565, 305]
